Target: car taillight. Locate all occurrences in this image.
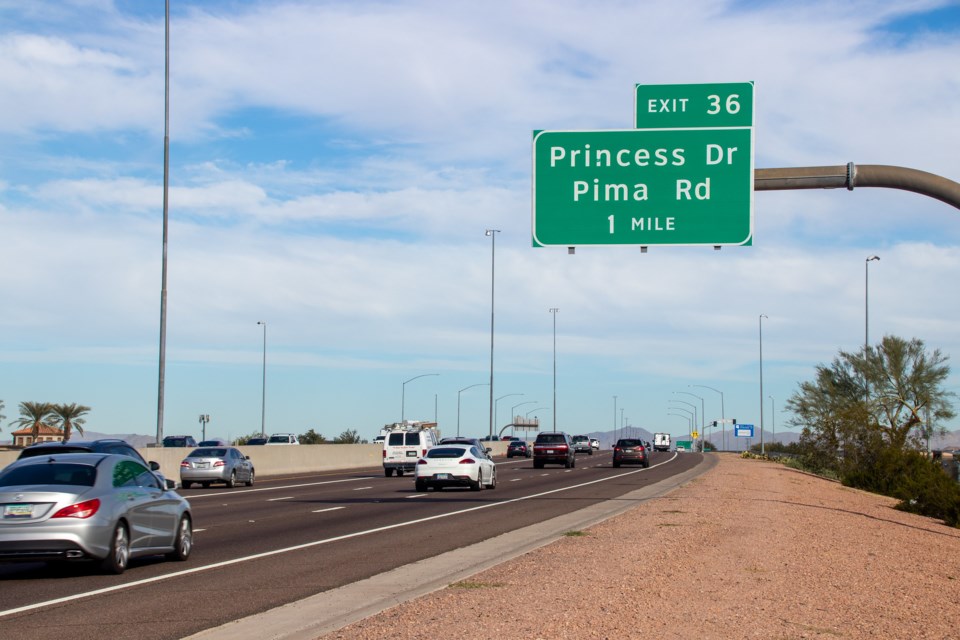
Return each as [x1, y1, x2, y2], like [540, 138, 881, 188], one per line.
[52, 498, 101, 519]
[382, 450, 386, 458]
[417, 459, 428, 465]
[422, 449, 427, 457]
[180, 461, 190, 468]
[459, 458, 476, 464]
[614, 447, 621, 452]
[214, 460, 225, 467]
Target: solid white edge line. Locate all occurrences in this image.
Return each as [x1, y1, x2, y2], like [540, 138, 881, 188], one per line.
[0, 453, 678, 619]
[312, 507, 346, 513]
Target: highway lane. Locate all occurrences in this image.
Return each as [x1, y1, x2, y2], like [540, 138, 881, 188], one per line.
[0, 450, 700, 640]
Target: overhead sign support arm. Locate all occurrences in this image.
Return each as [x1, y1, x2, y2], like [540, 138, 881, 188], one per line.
[755, 164, 960, 211]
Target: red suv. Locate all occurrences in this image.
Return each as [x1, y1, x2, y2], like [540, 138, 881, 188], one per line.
[533, 432, 576, 469]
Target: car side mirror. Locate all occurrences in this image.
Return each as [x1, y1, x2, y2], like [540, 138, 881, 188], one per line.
[150, 461, 161, 471]
[165, 478, 177, 490]
[485, 448, 492, 454]
[245, 455, 251, 460]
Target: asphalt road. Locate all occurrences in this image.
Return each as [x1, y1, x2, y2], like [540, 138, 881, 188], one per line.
[0, 450, 701, 640]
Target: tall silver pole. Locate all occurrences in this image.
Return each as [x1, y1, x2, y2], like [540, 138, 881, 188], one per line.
[759, 314, 768, 455]
[612, 395, 617, 443]
[769, 396, 775, 446]
[691, 385, 725, 451]
[156, 0, 171, 445]
[550, 308, 558, 431]
[865, 255, 879, 349]
[486, 230, 500, 438]
[257, 321, 266, 437]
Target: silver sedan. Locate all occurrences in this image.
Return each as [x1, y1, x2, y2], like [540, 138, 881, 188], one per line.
[180, 447, 255, 489]
[0, 453, 192, 574]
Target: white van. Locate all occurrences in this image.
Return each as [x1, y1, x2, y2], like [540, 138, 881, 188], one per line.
[382, 424, 439, 477]
[653, 432, 671, 452]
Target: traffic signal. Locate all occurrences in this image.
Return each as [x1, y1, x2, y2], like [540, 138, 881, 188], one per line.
[712, 420, 717, 427]
[732, 418, 737, 425]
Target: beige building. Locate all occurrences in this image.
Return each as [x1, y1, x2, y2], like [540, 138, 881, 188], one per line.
[11, 424, 65, 447]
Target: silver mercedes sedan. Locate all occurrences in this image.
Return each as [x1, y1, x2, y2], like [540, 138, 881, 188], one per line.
[0, 453, 192, 574]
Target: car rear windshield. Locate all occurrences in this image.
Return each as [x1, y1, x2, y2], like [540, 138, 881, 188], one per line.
[426, 447, 468, 458]
[536, 434, 566, 444]
[0, 463, 97, 487]
[618, 439, 643, 447]
[189, 448, 227, 458]
[164, 438, 191, 447]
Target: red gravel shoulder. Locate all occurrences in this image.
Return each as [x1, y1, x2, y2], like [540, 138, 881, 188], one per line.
[324, 454, 960, 639]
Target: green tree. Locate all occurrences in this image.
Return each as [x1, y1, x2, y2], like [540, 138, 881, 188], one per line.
[333, 429, 361, 444]
[13, 401, 55, 444]
[298, 429, 328, 445]
[49, 403, 90, 443]
[787, 335, 955, 472]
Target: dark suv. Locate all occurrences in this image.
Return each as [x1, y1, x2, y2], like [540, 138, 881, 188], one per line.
[533, 432, 575, 469]
[17, 438, 162, 474]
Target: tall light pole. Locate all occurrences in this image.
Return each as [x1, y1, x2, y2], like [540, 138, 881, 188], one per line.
[156, 0, 171, 445]
[549, 308, 558, 431]
[691, 384, 725, 451]
[668, 411, 693, 440]
[865, 255, 880, 349]
[759, 313, 768, 455]
[402, 373, 439, 424]
[486, 229, 500, 439]
[457, 383, 488, 437]
[769, 395, 776, 446]
[669, 399, 697, 441]
[674, 391, 704, 451]
[257, 321, 267, 437]
[198, 414, 209, 442]
[495, 393, 523, 437]
[526, 407, 549, 418]
[612, 395, 617, 443]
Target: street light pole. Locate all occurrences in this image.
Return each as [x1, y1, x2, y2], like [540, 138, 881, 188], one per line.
[769, 395, 776, 446]
[486, 229, 500, 439]
[549, 308, 558, 431]
[759, 314, 768, 455]
[865, 255, 880, 349]
[257, 321, 266, 438]
[669, 399, 697, 442]
[495, 393, 523, 437]
[198, 414, 209, 442]
[691, 384, 725, 451]
[612, 395, 617, 443]
[402, 373, 439, 423]
[457, 383, 489, 437]
[674, 391, 704, 451]
[155, 0, 171, 447]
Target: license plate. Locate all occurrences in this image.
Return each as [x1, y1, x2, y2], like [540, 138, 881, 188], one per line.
[406, 451, 418, 457]
[3, 504, 33, 519]
[197, 462, 210, 469]
[546, 449, 555, 454]
[436, 473, 450, 480]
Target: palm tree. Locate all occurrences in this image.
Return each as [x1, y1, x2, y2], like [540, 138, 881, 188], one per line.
[13, 402, 55, 444]
[50, 403, 91, 443]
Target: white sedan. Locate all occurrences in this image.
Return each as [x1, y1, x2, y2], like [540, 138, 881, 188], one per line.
[414, 445, 496, 491]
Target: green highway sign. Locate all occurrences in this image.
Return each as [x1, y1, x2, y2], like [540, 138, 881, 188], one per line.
[532, 128, 753, 247]
[635, 82, 754, 129]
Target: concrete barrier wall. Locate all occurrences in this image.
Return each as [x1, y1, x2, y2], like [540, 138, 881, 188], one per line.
[0, 441, 512, 480]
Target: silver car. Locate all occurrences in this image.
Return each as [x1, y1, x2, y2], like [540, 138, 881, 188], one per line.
[0, 453, 192, 574]
[180, 447, 255, 489]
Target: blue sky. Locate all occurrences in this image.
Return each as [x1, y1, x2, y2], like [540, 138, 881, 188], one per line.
[2, 0, 960, 444]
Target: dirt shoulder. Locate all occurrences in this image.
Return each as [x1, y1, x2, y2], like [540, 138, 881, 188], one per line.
[324, 453, 960, 639]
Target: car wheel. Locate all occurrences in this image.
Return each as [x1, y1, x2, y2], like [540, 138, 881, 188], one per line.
[225, 471, 237, 489]
[397, 469, 405, 477]
[181, 481, 192, 490]
[415, 479, 427, 492]
[588, 450, 593, 455]
[533, 460, 543, 469]
[246, 470, 255, 487]
[100, 522, 130, 575]
[613, 461, 621, 468]
[201, 482, 211, 488]
[470, 470, 483, 491]
[385, 468, 394, 477]
[488, 468, 497, 489]
[166, 515, 193, 562]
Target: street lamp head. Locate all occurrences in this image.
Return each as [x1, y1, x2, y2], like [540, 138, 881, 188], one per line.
[257, 320, 265, 326]
[867, 255, 880, 262]
[485, 229, 500, 236]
